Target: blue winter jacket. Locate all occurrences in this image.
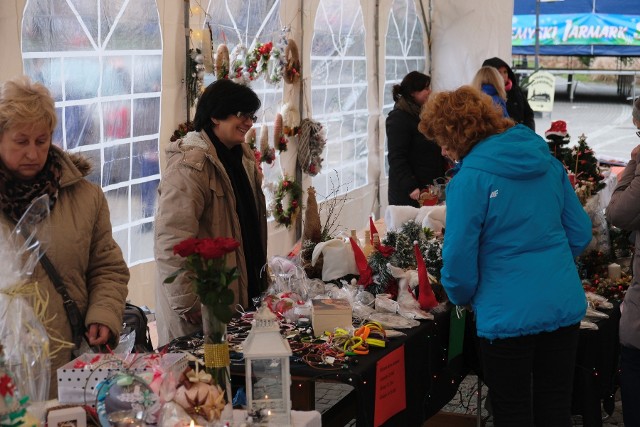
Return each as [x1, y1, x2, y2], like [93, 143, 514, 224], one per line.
[441, 125, 592, 340]
[481, 84, 509, 118]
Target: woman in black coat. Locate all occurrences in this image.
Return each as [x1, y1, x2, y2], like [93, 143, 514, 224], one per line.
[482, 57, 536, 131]
[386, 71, 447, 207]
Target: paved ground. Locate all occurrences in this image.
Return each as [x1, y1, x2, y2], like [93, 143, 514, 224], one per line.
[534, 77, 638, 163]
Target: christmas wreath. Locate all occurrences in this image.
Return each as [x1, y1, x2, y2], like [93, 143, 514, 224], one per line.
[267, 29, 288, 85]
[298, 118, 326, 176]
[284, 39, 301, 84]
[245, 42, 273, 79]
[187, 48, 205, 107]
[271, 176, 302, 228]
[215, 44, 230, 80]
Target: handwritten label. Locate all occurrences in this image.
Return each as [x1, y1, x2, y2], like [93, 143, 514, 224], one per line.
[374, 345, 406, 426]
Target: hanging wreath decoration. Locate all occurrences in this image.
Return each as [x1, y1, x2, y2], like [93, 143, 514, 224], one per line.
[230, 44, 251, 85]
[245, 42, 273, 80]
[272, 176, 303, 228]
[215, 44, 230, 80]
[273, 113, 288, 152]
[187, 48, 205, 107]
[259, 124, 276, 164]
[298, 118, 326, 176]
[284, 39, 301, 84]
[267, 29, 288, 85]
[244, 127, 262, 166]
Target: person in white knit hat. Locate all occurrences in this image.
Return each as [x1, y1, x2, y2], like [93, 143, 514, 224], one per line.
[606, 96, 640, 427]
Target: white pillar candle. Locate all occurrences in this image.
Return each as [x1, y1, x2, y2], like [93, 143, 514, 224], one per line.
[608, 263, 621, 281]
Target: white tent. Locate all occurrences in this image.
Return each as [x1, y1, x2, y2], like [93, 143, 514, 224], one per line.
[0, 0, 512, 309]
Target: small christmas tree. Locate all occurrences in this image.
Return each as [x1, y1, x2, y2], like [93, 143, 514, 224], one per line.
[567, 133, 605, 194]
[545, 120, 571, 162]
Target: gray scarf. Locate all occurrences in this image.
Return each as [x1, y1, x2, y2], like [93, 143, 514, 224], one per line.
[395, 96, 422, 119]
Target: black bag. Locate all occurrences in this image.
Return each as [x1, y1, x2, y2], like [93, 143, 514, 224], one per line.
[122, 303, 154, 352]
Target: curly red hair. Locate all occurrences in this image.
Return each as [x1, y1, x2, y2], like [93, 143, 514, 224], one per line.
[419, 85, 514, 159]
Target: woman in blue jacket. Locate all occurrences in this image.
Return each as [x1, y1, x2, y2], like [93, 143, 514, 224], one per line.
[419, 86, 592, 426]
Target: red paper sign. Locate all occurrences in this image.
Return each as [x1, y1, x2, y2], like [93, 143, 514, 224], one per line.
[374, 345, 406, 426]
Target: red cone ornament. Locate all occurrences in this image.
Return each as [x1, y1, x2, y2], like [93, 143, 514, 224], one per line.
[369, 216, 378, 245]
[350, 237, 373, 286]
[413, 241, 438, 310]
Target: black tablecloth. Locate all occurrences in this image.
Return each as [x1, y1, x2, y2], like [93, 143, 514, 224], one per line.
[229, 306, 467, 427]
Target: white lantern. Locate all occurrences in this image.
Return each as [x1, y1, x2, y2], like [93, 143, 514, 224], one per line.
[243, 306, 292, 426]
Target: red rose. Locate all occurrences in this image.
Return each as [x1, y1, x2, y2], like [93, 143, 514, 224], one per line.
[196, 239, 225, 259]
[173, 237, 200, 257]
[214, 237, 241, 254]
[196, 237, 240, 260]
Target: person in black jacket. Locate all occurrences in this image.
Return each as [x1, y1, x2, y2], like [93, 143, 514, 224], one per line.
[482, 57, 535, 131]
[386, 71, 447, 207]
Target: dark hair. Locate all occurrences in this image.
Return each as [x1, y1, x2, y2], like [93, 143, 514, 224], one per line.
[193, 79, 261, 132]
[391, 71, 431, 102]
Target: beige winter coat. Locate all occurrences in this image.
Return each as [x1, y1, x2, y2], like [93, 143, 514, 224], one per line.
[154, 130, 267, 346]
[0, 145, 130, 398]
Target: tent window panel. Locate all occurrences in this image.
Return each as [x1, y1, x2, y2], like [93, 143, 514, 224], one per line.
[130, 223, 153, 263]
[353, 59, 366, 80]
[106, 2, 162, 50]
[53, 107, 63, 146]
[103, 143, 131, 187]
[131, 180, 158, 221]
[66, 103, 100, 149]
[79, 149, 102, 186]
[343, 137, 356, 162]
[113, 229, 129, 266]
[355, 159, 367, 187]
[104, 186, 130, 228]
[133, 97, 160, 137]
[103, 57, 132, 96]
[23, 58, 63, 101]
[132, 139, 160, 179]
[64, 57, 101, 100]
[311, 0, 368, 199]
[103, 100, 131, 141]
[133, 55, 162, 93]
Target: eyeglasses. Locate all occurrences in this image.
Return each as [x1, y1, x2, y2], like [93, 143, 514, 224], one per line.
[636, 130, 640, 138]
[235, 112, 258, 122]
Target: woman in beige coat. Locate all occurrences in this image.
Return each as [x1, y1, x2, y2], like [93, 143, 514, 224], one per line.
[0, 76, 129, 397]
[154, 79, 268, 346]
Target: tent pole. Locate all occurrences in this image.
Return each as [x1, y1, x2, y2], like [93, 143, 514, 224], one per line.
[184, 0, 191, 123]
[535, 0, 540, 69]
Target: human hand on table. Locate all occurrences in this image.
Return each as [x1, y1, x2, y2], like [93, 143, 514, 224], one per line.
[85, 323, 112, 346]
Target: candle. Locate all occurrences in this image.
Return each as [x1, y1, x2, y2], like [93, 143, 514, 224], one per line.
[608, 263, 621, 281]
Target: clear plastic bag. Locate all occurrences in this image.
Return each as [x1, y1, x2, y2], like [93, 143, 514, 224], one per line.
[0, 195, 52, 415]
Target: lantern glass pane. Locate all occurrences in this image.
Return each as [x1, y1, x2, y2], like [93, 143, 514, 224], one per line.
[249, 358, 286, 412]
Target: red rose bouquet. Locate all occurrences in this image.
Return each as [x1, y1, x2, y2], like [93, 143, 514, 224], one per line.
[164, 237, 240, 324]
[164, 237, 241, 422]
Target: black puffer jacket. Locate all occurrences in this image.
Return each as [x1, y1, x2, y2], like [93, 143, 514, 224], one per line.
[386, 103, 447, 207]
[483, 57, 535, 131]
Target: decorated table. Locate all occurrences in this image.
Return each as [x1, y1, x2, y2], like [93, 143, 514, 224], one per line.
[232, 306, 466, 427]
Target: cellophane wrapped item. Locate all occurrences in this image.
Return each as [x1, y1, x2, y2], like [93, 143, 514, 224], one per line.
[0, 195, 53, 420]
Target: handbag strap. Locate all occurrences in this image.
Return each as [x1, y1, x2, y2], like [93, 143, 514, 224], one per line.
[39, 253, 74, 304]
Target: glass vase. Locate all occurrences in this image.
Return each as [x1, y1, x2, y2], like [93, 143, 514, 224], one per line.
[201, 303, 233, 422]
